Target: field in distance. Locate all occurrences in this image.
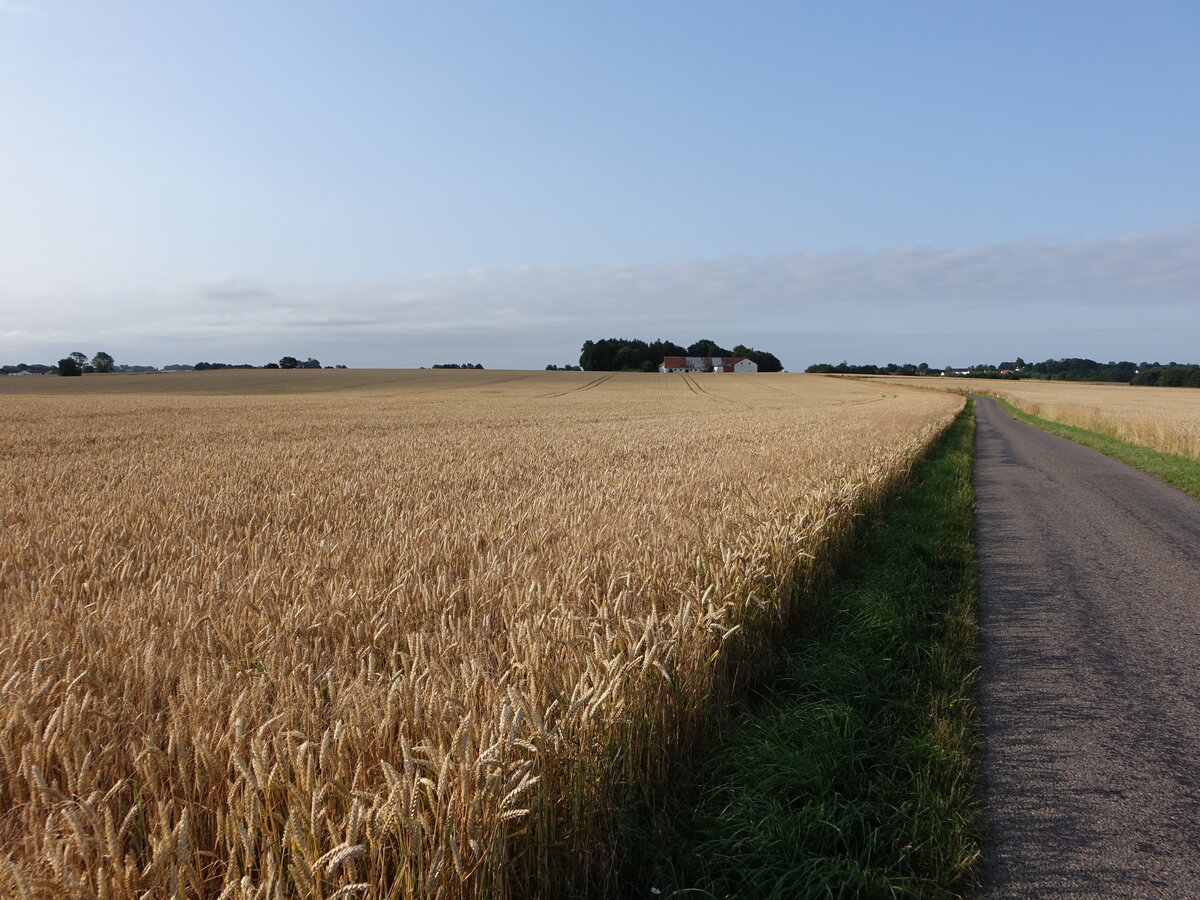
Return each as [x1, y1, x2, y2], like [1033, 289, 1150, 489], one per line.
[868, 375, 1200, 461]
[0, 370, 961, 898]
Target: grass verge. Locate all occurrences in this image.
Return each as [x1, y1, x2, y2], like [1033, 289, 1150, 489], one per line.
[989, 396, 1200, 500]
[634, 399, 982, 899]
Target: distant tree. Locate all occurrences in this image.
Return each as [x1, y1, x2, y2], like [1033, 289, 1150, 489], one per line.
[298, 357, 321, 369]
[1132, 364, 1200, 388]
[69, 351, 92, 373]
[91, 351, 115, 373]
[279, 356, 299, 369]
[647, 338, 687, 361]
[687, 338, 731, 357]
[263, 362, 279, 369]
[1108, 361, 1138, 382]
[57, 357, 82, 376]
[732, 344, 783, 372]
[335, 364, 348, 369]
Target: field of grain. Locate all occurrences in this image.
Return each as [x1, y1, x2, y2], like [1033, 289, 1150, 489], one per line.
[871, 376, 1200, 461]
[0, 369, 961, 899]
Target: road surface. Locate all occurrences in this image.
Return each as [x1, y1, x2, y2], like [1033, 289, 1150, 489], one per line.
[974, 396, 1200, 897]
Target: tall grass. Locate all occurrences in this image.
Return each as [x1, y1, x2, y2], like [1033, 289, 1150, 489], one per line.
[0, 371, 961, 898]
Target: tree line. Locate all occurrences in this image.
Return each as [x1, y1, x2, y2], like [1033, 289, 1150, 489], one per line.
[37, 353, 347, 376]
[579, 338, 783, 372]
[805, 357, 1200, 387]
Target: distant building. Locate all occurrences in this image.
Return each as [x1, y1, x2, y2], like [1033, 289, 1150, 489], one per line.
[660, 356, 758, 374]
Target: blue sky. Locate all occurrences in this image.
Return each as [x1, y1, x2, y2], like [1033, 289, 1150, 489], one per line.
[1, 1, 1197, 369]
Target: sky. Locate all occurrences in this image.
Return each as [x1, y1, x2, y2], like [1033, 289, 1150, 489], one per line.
[1, 1, 1197, 370]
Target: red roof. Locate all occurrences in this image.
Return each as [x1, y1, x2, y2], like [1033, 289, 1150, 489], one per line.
[660, 356, 750, 369]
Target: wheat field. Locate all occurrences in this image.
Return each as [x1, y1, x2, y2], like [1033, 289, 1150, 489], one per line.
[0, 369, 961, 898]
[870, 376, 1200, 461]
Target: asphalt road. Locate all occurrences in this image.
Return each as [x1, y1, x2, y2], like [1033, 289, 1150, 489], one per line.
[974, 396, 1200, 897]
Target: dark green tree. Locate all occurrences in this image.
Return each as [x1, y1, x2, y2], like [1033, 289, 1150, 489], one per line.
[279, 356, 299, 369]
[732, 344, 783, 372]
[687, 338, 731, 357]
[57, 357, 82, 376]
[91, 351, 115, 373]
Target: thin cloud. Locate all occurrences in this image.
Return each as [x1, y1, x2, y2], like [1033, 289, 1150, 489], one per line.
[2, 226, 1197, 366]
[0, 1, 39, 15]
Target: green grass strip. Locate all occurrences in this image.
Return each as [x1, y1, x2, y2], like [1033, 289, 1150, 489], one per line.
[990, 397, 1200, 500]
[639, 400, 982, 899]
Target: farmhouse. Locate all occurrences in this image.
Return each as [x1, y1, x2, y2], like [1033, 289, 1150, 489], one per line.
[660, 356, 758, 374]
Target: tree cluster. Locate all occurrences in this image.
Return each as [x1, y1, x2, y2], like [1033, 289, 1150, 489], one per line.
[1009, 358, 1138, 382]
[55, 351, 114, 376]
[431, 363, 484, 369]
[806, 361, 936, 376]
[1131, 364, 1200, 387]
[578, 338, 783, 372]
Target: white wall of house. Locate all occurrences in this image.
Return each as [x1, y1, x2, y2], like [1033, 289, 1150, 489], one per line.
[659, 356, 759, 373]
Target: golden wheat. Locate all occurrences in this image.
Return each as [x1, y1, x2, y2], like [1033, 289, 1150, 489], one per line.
[0, 369, 960, 898]
[868, 375, 1200, 460]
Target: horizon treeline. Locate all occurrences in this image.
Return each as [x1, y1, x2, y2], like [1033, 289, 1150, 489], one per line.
[805, 357, 1200, 387]
[579, 338, 784, 372]
[0, 353, 349, 376]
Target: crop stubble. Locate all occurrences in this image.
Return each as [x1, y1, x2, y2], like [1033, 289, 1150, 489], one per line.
[0, 370, 960, 898]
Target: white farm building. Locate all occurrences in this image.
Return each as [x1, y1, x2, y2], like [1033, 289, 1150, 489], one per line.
[659, 356, 758, 374]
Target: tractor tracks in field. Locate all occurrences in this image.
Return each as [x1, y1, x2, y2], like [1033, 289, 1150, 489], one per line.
[414, 372, 542, 395]
[539, 373, 615, 399]
[681, 374, 734, 402]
